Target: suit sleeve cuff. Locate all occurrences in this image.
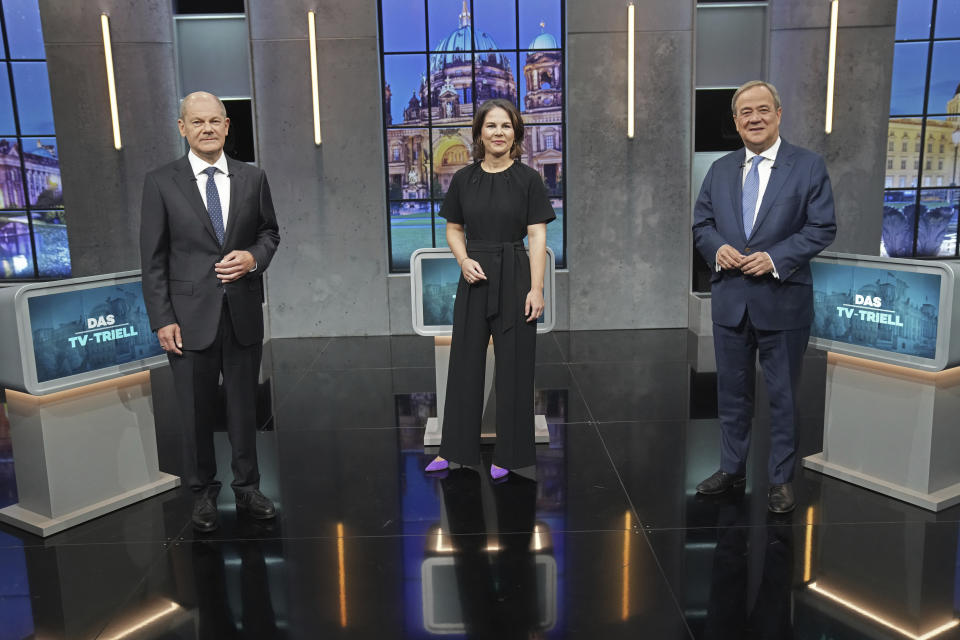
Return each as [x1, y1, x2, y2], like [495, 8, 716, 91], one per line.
[769, 254, 779, 279]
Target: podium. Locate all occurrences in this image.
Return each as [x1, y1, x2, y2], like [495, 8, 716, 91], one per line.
[0, 271, 178, 536]
[802, 253, 960, 512]
[409, 248, 555, 448]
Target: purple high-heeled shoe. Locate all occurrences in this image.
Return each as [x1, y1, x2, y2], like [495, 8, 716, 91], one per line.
[425, 457, 449, 472]
[490, 464, 509, 480]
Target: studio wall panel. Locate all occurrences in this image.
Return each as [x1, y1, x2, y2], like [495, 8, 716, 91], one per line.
[39, 0, 181, 276]
[250, 13, 389, 337]
[770, 0, 896, 256]
[566, 26, 692, 330]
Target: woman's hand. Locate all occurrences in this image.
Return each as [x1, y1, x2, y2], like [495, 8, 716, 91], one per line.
[461, 258, 487, 284]
[525, 289, 544, 323]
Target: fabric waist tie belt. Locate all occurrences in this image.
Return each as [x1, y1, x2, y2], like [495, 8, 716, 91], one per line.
[467, 239, 527, 333]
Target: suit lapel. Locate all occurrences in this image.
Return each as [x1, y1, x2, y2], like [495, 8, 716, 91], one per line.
[222, 157, 245, 249]
[728, 149, 747, 243]
[173, 156, 220, 245]
[748, 141, 795, 242]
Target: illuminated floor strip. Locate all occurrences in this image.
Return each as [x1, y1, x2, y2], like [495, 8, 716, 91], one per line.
[622, 511, 631, 620]
[809, 582, 959, 640]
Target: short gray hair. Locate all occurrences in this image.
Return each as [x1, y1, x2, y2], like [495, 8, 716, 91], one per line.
[179, 91, 227, 120]
[731, 81, 781, 115]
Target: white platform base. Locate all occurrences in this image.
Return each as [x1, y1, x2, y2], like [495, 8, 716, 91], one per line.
[803, 453, 960, 512]
[424, 415, 550, 447]
[0, 473, 180, 537]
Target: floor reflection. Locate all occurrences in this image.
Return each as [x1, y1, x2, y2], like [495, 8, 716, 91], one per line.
[699, 494, 793, 640]
[2, 331, 960, 639]
[423, 470, 551, 636]
[188, 528, 284, 639]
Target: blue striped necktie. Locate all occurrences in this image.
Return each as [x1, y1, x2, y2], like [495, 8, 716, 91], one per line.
[742, 155, 762, 237]
[203, 166, 225, 246]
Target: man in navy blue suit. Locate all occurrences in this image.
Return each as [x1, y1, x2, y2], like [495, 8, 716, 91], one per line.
[693, 81, 836, 513]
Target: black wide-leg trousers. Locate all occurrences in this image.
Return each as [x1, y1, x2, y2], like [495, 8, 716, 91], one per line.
[439, 247, 537, 469]
[169, 298, 262, 495]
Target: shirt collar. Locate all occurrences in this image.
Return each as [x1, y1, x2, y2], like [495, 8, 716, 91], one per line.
[744, 136, 781, 165]
[187, 150, 229, 177]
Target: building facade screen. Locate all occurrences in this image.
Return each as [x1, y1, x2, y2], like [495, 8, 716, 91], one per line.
[0, 0, 69, 280]
[811, 261, 941, 360]
[380, 0, 565, 272]
[882, 0, 960, 258]
[27, 282, 162, 383]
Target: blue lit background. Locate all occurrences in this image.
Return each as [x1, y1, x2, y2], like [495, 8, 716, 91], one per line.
[0, 0, 69, 280]
[382, 0, 565, 271]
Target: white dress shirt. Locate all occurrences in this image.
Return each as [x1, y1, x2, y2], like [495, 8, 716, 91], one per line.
[187, 150, 231, 229]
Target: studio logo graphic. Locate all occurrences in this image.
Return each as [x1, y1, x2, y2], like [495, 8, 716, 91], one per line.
[836, 293, 904, 327]
[68, 312, 139, 348]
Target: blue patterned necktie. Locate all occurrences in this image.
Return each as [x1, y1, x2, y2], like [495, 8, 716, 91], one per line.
[203, 166, 225, 246]
[742, 155, 762, 237]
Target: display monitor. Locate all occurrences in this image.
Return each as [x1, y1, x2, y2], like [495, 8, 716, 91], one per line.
[410, 247, 556, 336]
[809, 253, 960, 372]
[0, 271, 166, 395]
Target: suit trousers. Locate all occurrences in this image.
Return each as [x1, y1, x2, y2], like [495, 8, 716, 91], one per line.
[439, 274, 537, 469]
[713, 312, 809, 484]
[169, 297, 262, 494]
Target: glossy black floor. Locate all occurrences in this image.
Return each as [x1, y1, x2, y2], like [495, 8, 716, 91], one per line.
[2, 329, 960, 639]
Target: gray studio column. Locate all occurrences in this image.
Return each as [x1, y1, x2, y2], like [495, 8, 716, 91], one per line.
[566, 0, 692, 330]
[248, 0, 390, 337]
[38, 1, 182, 276]
[769, 0, 896, 255]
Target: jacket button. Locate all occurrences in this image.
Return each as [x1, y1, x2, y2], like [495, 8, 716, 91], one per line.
[744, 247, 751, 254]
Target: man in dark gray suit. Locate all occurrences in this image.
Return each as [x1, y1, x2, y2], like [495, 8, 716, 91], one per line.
[141, 91, 280, 531]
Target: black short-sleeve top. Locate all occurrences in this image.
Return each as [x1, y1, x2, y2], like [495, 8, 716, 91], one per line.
[439, 161, 555, 242]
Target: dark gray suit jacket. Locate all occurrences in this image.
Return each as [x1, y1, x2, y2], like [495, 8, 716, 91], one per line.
[140, 155, 280, 350]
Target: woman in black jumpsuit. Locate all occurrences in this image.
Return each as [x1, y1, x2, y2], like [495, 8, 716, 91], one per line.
[425, 98, 555, 480]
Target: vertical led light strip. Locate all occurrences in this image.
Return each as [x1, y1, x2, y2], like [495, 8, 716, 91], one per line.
[621, 511, 631, 620]
[803, 506, 814, 582]
[100, 14, 121, 150]
[308, 10, 322, 145]
[337, 522, 347, 627]
[824, 0, 839, 134]
[627, 3, 635, 139]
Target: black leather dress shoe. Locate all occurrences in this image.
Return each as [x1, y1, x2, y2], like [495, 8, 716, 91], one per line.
[192, 492, 219, 532]
[768, 483, 796, 513]
[696, 470, 746, 495]
[236, 489, 277, 520]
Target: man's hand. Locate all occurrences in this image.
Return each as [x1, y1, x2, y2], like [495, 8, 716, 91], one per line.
[157, 323, 183, 356]
[740, 251, 774, 276]
[716, 244, 745, 270]
[215, 250, 256, 282]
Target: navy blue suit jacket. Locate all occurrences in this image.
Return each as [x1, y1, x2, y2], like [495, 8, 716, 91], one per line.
[693, 140, 837, 330]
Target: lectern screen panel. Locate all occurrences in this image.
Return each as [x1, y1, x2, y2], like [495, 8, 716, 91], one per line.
[810, 259, 943, 366]
[21, 278, 164, 391]
[411, 248, 555, 336]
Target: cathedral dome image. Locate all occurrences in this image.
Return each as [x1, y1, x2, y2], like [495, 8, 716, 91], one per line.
[425, 1, 517, 123]
[528, 29, 559, 50]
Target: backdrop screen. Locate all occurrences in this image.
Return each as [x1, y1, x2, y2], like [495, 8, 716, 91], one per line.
[810, 261, 941, 360]
[27, 281, 162, 383]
